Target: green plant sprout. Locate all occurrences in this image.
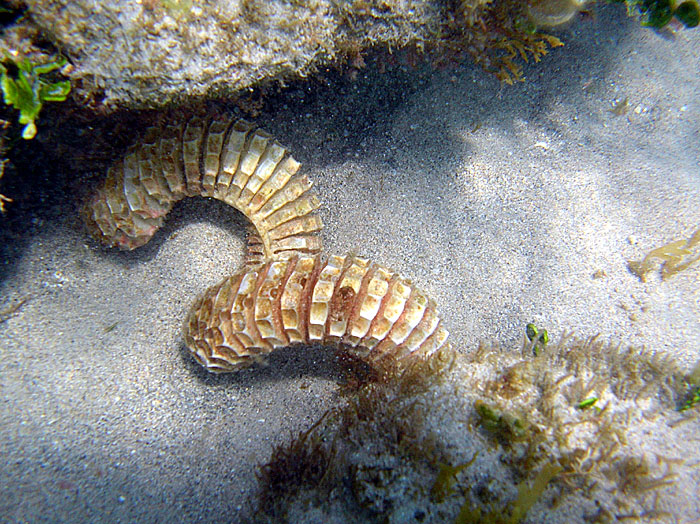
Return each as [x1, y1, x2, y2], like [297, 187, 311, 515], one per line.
[678, 386, 700, 411]
[525, 323, 549, 356]
[0, 54, 71, 139]
[576, 396, 598, 410]
[678, 361, 700, 411]
[475, 400, 529, 442]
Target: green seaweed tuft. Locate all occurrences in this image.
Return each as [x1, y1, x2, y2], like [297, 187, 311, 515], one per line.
[678, 386, 700, 411]
[0, 54, 71, 139]
[525, 323, 549, 355]
[638, 0, 675, 27]
[678, 362, 700, 411]
[576, 396, 599, 410]
[475, 400, 529, 444]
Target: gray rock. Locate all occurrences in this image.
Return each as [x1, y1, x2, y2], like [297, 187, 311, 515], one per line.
[24, 0, 443, 108]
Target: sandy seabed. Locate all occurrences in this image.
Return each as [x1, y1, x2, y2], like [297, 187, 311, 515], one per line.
[1, 5, 698, 523]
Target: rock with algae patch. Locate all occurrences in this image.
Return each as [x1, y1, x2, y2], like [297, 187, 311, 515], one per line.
[253, 333, 700, 523]
[17, 0, 581, 108]
[22, 0, 443, 108]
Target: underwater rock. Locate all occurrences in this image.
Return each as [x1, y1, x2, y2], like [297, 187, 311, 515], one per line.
[17, 0, 588, 108]
[22, 0, 443, 108]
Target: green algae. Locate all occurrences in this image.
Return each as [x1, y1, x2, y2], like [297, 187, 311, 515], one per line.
[0, 54, 70, 139]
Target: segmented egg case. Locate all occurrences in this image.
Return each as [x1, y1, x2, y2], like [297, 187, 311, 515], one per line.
[86, 114, 451, 374]
[184, 254, 449, 373]
[85, 114, 323, 262]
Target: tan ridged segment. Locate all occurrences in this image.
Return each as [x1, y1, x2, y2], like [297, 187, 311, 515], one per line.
[216, 120, 253, 200]
[231, 270, 263, 350]
[184, 256, 450, 373]
[182, 116, 207, 196]
[271, 235, 321, 255]
[159, 124, 186, 197]
[254, 260, 290, 347]
[261, 194, 321, 233]
[256, 174, 314, 219]
[239, 142, 286, 207]
[416, 325, 449, 359]
[267, 215, 322, 241]
[248, 156, 300, 219]
[247, 157, 299, 213]
[371, 289, 429, 361]
[279, 257, 313, 343]
[245, 229, 266, 267]
[202, 115, 234, 197]
[230, 132, 269, 202]
[326, 257, 369, 342]
[123, 152, 166, 219]
[138, 140, 170, 202]
[396, 301, 440, 357]
[103, 166, 126, 217]
[346, 266, 392, 345]
[90, 197, 117, 238]
[308, 255, 346, 341]
[362, 277, 412, 350]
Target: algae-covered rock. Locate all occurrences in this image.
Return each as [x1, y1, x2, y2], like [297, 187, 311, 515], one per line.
[7, 1, 699, 111]
[8, 0, 597, 108]
[22, 0, 443, 109]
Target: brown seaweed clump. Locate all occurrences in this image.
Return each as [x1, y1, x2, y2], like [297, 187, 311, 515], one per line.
[255, 345, 459, 522]
[438, 0, 565, 85]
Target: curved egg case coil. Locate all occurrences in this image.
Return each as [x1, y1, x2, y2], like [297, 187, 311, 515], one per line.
[85, 114, 450, 374]
[185, 254, 449, 373]
[84, 114, 323, 263]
